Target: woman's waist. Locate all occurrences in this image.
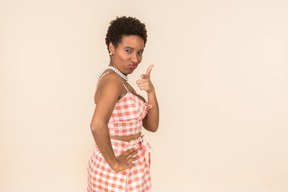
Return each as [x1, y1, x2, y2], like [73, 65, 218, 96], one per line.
[110, 132, 142, 142]
[109, 133, 152, 154]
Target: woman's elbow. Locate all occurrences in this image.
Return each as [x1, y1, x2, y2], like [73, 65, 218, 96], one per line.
[143, 120, 159, 133]
[147, 124, 159, 133]
[90, 123, 96, 132]
[90, 121, 105, 134]
[150, 126, 158, 133]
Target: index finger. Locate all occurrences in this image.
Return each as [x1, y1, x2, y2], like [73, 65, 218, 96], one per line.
[145, 65, 154, 75]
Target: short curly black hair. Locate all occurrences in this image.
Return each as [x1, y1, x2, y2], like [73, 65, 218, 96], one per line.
[105, 16, 147, 53]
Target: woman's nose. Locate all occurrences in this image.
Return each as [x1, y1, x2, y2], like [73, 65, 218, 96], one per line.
[131, 53, 139, 63]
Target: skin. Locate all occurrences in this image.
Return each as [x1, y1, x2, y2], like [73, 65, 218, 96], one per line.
[90, 35, 159, 172]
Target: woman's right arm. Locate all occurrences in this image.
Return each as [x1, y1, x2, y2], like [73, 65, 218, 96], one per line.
[90, 74, 137, 171]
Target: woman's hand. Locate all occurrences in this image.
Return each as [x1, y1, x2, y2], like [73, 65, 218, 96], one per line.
[136, 65, 155, 93]
[111, 148, 138, 172]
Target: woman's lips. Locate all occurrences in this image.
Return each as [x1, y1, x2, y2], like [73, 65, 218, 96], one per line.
[130, 64, 138, 70]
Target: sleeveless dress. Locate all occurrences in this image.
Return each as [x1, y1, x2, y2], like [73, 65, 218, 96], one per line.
[87, 72, 152, 192]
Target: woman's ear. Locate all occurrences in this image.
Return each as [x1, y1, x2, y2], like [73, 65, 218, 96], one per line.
[109, 42, 115, 55]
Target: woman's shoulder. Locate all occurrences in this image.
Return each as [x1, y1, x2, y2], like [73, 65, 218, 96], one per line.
[97, 70, 124, 91]
[99, 69, 124, 83]
[94, 70, 125, 104]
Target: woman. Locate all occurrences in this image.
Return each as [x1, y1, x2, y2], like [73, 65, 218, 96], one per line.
[87, 16, 159, 192]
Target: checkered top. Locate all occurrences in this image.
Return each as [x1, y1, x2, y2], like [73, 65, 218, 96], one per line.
[95, 71, 152, 136]
[108, 90, 152, 136]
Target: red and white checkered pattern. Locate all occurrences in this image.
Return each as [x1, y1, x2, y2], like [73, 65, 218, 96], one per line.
[108, 91, 152, 136]
[88, 71, 153, 191]
[87, 135, 152, 192]
[94, 71, 152, 136]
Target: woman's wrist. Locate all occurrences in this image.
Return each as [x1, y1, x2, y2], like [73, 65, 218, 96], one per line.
[147, 88, 156, 98]
[108, 159, 119, 171]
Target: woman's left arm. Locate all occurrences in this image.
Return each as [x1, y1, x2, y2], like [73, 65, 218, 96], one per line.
[136, 65, 159, 132]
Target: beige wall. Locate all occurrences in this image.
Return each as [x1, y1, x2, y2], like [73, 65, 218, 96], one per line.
[1, 0, 288, 191]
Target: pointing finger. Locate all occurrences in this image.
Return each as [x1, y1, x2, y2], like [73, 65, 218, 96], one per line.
[145, 65, 154, 75]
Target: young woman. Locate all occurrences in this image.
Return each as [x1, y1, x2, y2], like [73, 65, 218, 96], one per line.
[87, 16, 159, 192]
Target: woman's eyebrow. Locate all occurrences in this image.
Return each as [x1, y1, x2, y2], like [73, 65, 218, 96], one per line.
[124, 46, 134, 49]
[124, 46, 144, 52]
[124, 46, 144, 51]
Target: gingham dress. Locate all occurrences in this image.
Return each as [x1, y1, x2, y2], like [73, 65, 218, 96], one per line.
[87, 72, 152, 192]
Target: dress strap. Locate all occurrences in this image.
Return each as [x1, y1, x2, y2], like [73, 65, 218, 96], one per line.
[96, 71, 110, 90]
[94, 71, 110, 102]
[123, 84, 129, 92]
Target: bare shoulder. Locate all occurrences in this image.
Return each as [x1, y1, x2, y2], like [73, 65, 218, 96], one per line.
[98, 71, 124, 90]
[95, 71, 124, 103]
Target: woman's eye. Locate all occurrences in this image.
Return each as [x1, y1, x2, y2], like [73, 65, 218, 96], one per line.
[126, 49, 132, 53]
[138, 51, 143, 55]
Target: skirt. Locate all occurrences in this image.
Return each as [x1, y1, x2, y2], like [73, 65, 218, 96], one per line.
[87, 135, 152, 192]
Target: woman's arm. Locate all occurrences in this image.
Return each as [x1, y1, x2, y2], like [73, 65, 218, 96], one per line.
[90, 73, 137, 171]
[136, 65, 159, 132]
[143, 90, 159, 132]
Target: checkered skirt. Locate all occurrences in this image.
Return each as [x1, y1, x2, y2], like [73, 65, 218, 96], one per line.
[87, 135, 152, 192]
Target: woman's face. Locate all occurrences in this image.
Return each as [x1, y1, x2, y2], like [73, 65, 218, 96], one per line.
[109, 35, 145, 75]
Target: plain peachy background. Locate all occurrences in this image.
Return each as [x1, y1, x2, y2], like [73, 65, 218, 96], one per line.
[1, 0, 288, 191]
